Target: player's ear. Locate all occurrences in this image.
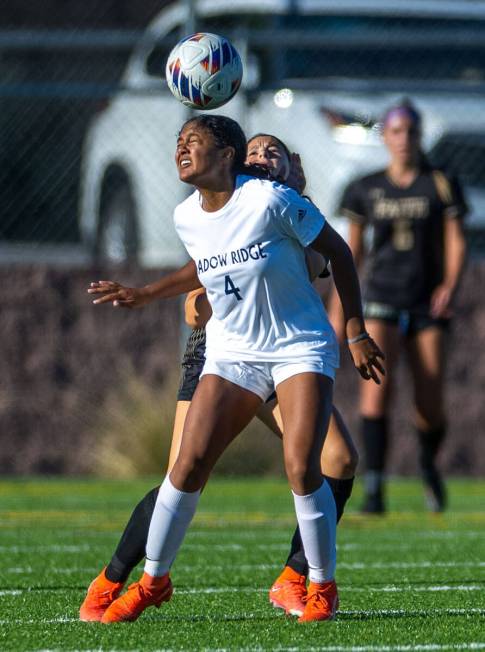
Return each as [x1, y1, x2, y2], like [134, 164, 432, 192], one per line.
[222, 146, 235, 162]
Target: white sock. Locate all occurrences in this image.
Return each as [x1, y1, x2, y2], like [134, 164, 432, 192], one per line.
[292, 480, 337, 583]
[144, 475, 200, 577]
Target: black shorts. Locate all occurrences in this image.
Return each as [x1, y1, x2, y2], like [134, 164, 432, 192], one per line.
[176, 327, 277, 403]
[363, 301, 450, 337]
[177, 329, 206, 401]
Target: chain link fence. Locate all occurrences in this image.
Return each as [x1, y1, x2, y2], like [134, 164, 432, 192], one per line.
[2, 2, 485, 475]
[1, 3, 485, 262]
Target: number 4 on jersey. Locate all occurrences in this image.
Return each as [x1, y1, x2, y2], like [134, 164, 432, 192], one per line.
[224, 274, 242, 301]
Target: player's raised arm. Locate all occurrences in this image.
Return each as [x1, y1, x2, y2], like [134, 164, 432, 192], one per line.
[309, 222, 385, 384]
[87, 260, 202, 308]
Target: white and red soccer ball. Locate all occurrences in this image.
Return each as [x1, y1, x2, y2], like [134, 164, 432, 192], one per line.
[165, 32, 243, 110]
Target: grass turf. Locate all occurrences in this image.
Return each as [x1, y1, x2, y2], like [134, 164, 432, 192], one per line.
[0, 477, 484, 651]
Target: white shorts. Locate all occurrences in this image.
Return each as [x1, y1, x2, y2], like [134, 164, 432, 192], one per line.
[200, 358, 336, 402]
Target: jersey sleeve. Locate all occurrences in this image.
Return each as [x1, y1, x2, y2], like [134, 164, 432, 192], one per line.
[339, 178, 368, 224]
[432, 171, 469, 221]
[273, 186, 325, 246]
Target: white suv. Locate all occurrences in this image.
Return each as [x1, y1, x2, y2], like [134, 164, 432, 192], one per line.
[79, 0, 485, 266]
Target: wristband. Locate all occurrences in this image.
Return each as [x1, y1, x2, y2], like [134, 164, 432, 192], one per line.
[347, 332, 370, 345]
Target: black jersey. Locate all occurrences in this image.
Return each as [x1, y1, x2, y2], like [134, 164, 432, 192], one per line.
[340, 168, 467, 309]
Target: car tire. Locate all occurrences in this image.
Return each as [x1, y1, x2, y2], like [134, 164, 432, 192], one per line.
[95, 172, 139, 265]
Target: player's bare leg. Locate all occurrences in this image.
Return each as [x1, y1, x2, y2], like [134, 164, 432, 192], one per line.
[167, 400, 191, 471]
[79, 400, 191, 621]
[359, 319, 400, 513]
[258, 399, 356, 615]
[258, 402, 357, 478]
[276, 372, 338, 622]
[406, 326, 447, 510]
[102, 376, 262, 623]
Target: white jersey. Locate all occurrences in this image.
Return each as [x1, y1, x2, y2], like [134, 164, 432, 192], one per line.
[174, 175, 338, 365]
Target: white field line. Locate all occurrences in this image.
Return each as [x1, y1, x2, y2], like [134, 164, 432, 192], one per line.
[341, 608, 485, 617]
[260, 645, 485, 651]
[0, 525, 483, 553]
[51, 528, 482, 540]
[4, 584, 483, 597]
[18, 646, 485, 652]
[5, 567, 100, 574]
[0, 540, 482, 554]
[0, 607, 484, 627]
[5, 560, 485, 575]
[174, 584, 484, 594]
[165, 560, 485, 571]
[9, 644, 485, 652]
[0, 544, 93, 553]
[0, 524, 483, 550]
[193, 529, 483, 540]
[0, 542, 290, 552]
[183, 542, 464, 552]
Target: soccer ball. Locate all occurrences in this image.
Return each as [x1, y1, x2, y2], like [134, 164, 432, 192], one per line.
[165, 32, 243, 110]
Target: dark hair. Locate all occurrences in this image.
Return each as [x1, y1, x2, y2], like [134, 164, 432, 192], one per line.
[382, 98, 422, 129]
[382, 98, 430, 170]
[179, 114, 247, 174]
[247, 133, 292, 163]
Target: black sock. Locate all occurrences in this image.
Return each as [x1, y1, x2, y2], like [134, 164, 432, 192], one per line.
[285, 527, 308, 576]
[285, 476, 354, 577]
[417, 425, 445, 468]
[417, 425, 447, 508]
[324, 475, 355, 523]
[362, 416, 388, 498]
[105, 486, 159, 583]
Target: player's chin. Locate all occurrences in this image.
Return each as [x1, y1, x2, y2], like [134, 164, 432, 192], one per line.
[178, 167, 196, 183]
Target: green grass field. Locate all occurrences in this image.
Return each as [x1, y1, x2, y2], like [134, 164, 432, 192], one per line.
[0, 477, 484, 651]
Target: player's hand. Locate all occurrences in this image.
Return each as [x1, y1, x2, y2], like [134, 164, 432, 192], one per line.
[87, 280, 149, 308]
[285, 153, 306, 195]
[349, 335, 385, 384]
[430, 283, 453, 319]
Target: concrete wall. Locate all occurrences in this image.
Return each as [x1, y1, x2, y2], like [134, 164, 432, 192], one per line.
[1, 262, 483, 475]
[0, 265, 181, 473]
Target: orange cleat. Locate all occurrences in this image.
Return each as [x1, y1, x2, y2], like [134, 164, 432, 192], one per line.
[101, 572, 173, 623]
[79, 568, 124, 622]
[269, 566, 307, 617]
[298, 579, 339, 622]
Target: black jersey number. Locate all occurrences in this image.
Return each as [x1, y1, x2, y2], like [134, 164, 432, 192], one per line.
[224, 274, 242, 301]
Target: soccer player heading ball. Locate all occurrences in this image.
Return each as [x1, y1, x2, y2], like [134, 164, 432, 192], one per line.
[80, 132, 359, 623]
[86, 115, 384, 623]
